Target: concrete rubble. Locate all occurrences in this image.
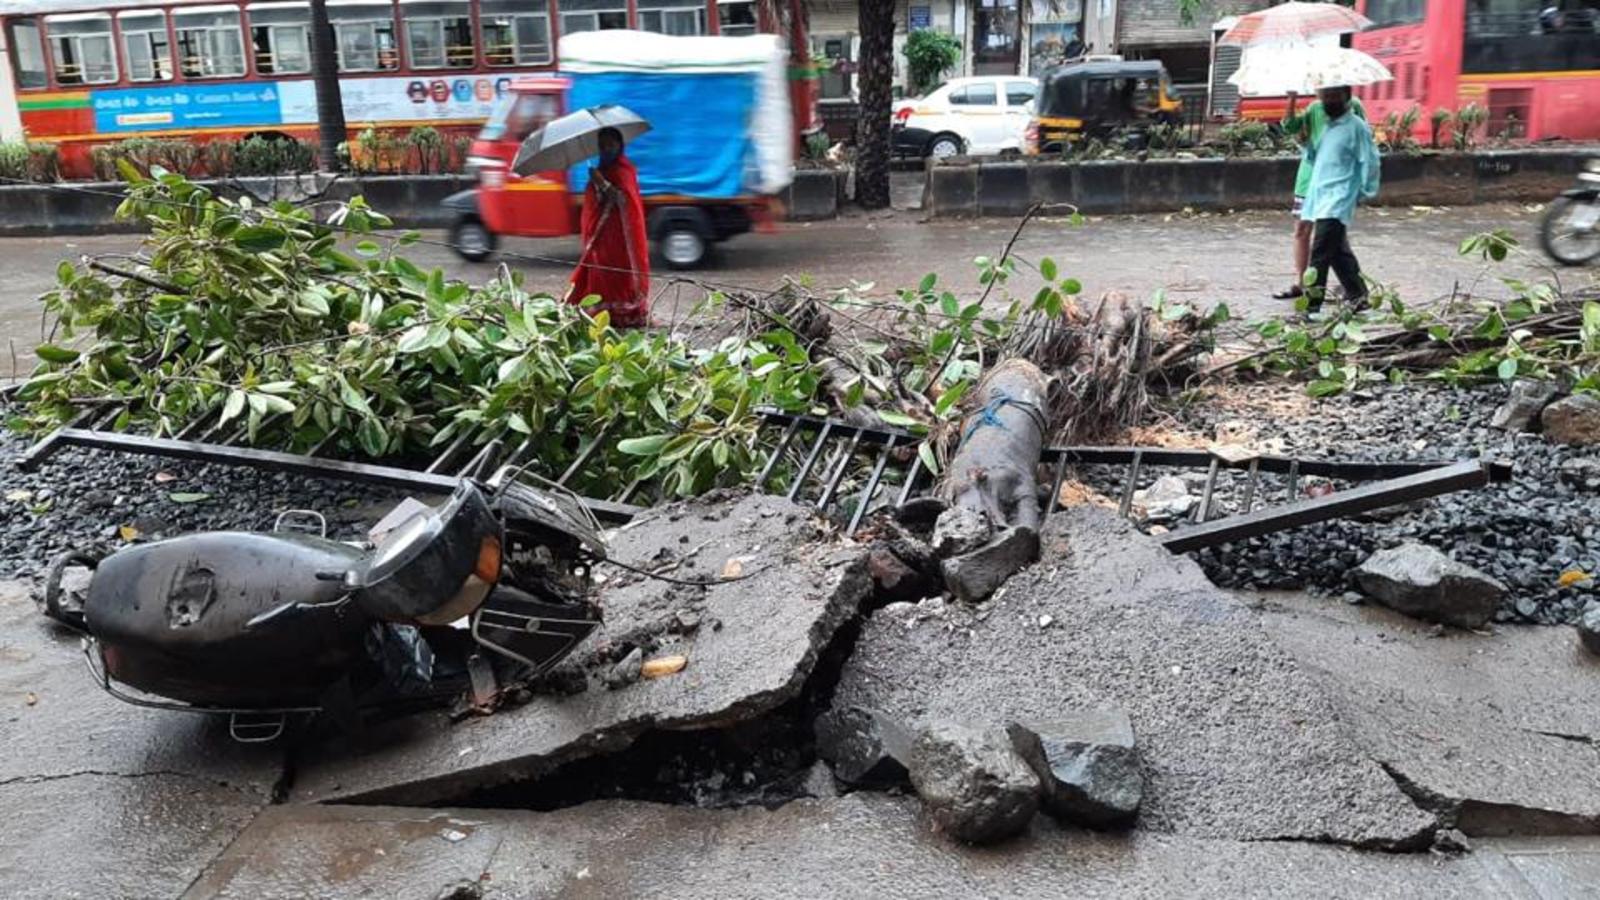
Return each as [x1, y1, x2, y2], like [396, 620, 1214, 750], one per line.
[1008, 710, 1143, 830]
[1355, 542, 1507, 629]
[1581, 602, 1600, 656]
[905, 720, 1041, 844]
[1540, 392, 1600, 445]
[828, 507, 1437, 847]
[289, 493, 871, 805]
[813, 705, 911, 788]
[1491, 380, 1560, 432]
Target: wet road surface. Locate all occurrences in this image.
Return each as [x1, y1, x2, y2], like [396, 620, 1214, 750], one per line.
[0, 201, 1557, 374]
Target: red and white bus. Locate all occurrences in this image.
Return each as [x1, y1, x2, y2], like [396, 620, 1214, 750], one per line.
[1217, 0, 1600, 142]
[0, 0, 814, 178]
[1352, 0, 1600, 141]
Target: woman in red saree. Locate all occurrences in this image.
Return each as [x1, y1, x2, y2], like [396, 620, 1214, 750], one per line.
[567, 127, 650, 327]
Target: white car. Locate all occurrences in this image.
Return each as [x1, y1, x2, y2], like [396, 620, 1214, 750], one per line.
[892, 76, 1038, 159]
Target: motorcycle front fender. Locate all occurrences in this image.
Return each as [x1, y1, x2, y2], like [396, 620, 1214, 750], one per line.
[1562, 186, 1600, 201]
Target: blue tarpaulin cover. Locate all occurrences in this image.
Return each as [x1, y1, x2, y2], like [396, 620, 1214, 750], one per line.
[564, 71, 757, 199]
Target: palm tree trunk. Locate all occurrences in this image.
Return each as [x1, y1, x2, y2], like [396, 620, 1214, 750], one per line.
[855, 0, 895, 209]
[309, 0, 346, 172]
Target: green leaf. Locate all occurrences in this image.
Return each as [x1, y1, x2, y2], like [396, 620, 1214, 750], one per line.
[396, 326, 431, 353]
[355, 240, 382, 256]
[507, 412, 532, 434]
[357, 418, 389, 457]
[1307, 379, 1346, 397]
[918, 272, 937, 293]
[233, 225, 286, 252]
[167, 492, 211, 504]
[934, 379, 971, 418]
[618, 434, 672, 456]
[940, 292, 960, 318]
[258, 394, 296, 415]
[916, 442, 941, 476]
[1039, 257, 1058, 281]
[220, 389, 246, 423]
[1497, 357, 1518, 381]
[1160, 303, 1191, 322]
[1060, 277, 1082, 296]
[879, 411, 922, 428]
[845, 378, 866, 407]
[56, 260, 75, 285]
[33, 344, 80, 364]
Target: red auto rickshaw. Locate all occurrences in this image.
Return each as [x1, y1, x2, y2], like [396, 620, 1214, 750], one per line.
[444, 77, 775, 269]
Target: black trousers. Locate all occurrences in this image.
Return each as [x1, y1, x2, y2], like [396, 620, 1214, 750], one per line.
[1307, 218, 1365, 308]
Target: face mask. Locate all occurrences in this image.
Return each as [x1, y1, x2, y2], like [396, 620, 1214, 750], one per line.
[599, 148, 620, 166]
[1323, 99, 1348, 119]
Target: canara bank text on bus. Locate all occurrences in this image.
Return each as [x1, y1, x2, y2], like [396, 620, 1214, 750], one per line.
[0, 0, 816, 178]
[1222, 0, 1600, 142]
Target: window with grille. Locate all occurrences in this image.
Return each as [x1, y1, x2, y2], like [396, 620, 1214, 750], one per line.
[174, 8, 247, 77]
[482, 0, 552, 64]
[403, 1, 475, 68]
[559, 0, 629, 34]
[638, 0, 706, 35]
[120, 11, 173, 82]
[248, 4, 312, 74]
[45, 13, 119, 85]
[329, 1, 399, 71]
[718, 0, 757, 35]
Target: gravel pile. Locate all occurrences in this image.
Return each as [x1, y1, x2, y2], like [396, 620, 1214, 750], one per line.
[0, 425, 404, 584]
[1129, 382, 1600, 625]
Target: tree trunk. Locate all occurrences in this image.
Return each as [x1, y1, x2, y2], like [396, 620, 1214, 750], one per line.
[309, 0, 346, 173]
[855, 0, 895, 209]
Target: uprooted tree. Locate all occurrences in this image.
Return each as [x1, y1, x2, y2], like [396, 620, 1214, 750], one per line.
[10, 173, 1218, 521]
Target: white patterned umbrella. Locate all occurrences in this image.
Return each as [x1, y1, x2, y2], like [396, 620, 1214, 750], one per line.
[1227, 44, 1393, 96]
[1219, 1, 1372, 46]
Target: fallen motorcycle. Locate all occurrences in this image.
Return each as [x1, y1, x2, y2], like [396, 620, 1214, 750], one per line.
[40, 467, 606, 742]
[1539, 157, 1600, 266]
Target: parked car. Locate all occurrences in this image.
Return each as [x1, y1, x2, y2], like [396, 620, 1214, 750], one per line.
[892, 76, 1039, 159]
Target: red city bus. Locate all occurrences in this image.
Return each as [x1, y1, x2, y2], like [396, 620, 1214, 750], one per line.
[1352, 0, 1600, 142]
[1222, 0, 1600, 142]
[0, 0, 816, 179]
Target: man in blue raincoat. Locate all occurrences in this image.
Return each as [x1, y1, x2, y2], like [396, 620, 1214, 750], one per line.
[1300, 84, 1381, 312]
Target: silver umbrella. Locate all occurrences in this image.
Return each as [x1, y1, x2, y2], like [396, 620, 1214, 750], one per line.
[511, 104, 652, 176]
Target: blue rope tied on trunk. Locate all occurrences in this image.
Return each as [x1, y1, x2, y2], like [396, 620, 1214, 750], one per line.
[960, 391, 1047, 448]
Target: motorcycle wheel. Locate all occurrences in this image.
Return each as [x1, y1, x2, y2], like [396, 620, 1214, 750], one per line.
[1539, 196, 1600, 266]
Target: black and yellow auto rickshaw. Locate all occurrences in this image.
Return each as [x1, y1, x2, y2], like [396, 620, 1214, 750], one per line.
[1026, 58, 1184, 155]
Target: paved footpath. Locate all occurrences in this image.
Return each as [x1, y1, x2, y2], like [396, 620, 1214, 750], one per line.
[0, 201, 1562, 373]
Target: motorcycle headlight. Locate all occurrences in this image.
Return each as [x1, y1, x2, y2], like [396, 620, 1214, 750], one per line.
[353, 482, 502, 625]
[1587, 159, 1600, 174]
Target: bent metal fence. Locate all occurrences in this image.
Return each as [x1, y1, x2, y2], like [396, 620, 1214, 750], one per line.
[15, 405, 1513, 554]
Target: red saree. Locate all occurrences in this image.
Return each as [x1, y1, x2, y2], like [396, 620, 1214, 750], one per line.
[568, 154, 650, 328]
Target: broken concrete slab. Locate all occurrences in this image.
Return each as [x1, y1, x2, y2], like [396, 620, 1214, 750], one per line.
[1355, 542, 1506, 629]
[930, 504, 989, 557]
[290, 493, 870, 805]
[1256, 593, 1600, 838]
[0, 580, 278, 899]
[1008, 710, 1143, 829]
[183, 797, 1566, 898]
[1492, 380, 1561, 432]
[906, 720, 1041, 844]
[829, 508, 1437, 847]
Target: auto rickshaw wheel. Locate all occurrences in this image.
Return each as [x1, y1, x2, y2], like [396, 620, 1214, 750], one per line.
[451, 217, 497, 263]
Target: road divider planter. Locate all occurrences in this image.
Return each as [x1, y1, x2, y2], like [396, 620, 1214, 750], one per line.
[0, 168, 848, 237]
[923, 148, 1592, 219]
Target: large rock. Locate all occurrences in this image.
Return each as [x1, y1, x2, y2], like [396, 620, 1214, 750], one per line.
[1541, 393, 1600, 445]
[907, 720, 1041, 844]
[829, 508, 1436, 847]
[1007, 710, 1143, 829]
[1579, 602, 1600, 656]
[1355, 542, 1506, 629]
[290, 494, 871, 804]
[1491, 380, 1560, 432]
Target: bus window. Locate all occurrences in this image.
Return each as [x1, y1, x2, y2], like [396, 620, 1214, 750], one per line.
[482, 0, 551, 65]
[1363, 0, 1426, 27]
[44, 13, 119, 85]
[402, 0, 474, 69]
[638, 0, 707, 35]
[329, 1, 399, 72]
[175, 8, 248, 78]
[119, 11, 173, 82]
[718, 0, 758, 35]
[559, 0, 629, 33]
[6, 19, 48, 90]
[248, 3, 312, 75]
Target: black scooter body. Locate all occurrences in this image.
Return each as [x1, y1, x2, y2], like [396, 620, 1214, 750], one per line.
[85, 531, 372, 708]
